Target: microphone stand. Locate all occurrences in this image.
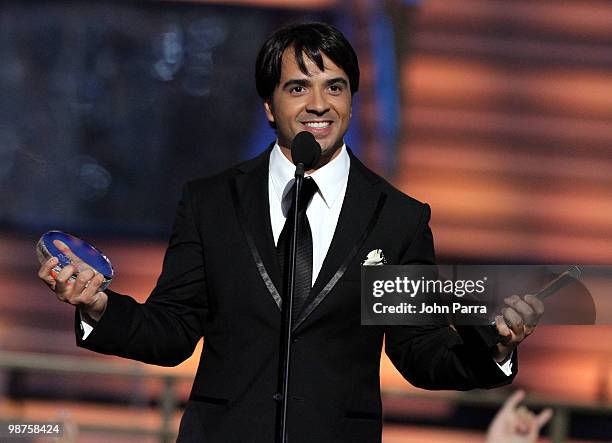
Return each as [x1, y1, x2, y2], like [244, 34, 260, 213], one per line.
[275, 162, 305, 443]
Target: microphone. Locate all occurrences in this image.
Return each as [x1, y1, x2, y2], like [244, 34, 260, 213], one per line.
[291, 131, 321, 173]
[276, 131, 321, 442]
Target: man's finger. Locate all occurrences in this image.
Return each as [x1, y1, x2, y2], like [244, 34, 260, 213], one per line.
[73, 268, 95, 295]
[42, 275, 57, 289]
[524, 294, 545, 317]
[38, 258, 59, 289]
[56, 264, 75, 284]
[74, 274, 105, 305]
[499, 390, 525, 413]
[495, 315, 513, 343]
[534, 408, 553, 429]
[38, 257, 59, 279]
[505, 297, 536, 326]
[55, 265, 78, 299]
[502, 306, 525, 340]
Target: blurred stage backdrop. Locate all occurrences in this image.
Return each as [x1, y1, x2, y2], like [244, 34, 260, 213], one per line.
[1, 0, 611, 442]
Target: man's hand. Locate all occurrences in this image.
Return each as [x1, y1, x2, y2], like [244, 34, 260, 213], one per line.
[37, 240, 108, 322]
[493, 294, 544, 362]
[485, 390, 553, 443]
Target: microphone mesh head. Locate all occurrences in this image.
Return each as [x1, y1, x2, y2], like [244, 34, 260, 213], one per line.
[291, 131, 321, 169]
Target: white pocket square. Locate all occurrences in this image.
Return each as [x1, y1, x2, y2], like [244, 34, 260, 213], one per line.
[363, 249, 386, 266]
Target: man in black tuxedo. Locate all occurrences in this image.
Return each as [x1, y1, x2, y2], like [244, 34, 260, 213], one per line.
[38, 22, 544, 443]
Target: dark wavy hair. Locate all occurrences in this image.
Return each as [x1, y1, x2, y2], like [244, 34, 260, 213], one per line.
[255, 22, 360, 101]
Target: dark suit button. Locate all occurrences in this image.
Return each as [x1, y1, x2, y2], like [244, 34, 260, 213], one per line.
[292, 336, 302, 343]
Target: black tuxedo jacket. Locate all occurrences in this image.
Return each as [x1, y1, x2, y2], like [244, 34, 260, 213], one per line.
[76, 147, 515, 442]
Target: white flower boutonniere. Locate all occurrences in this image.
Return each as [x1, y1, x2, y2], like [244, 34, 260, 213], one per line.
[363, 249, 387, 266]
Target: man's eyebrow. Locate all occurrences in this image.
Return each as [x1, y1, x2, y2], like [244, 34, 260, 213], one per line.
[326, 77, 348, 87]
[282, 79, 311, 89]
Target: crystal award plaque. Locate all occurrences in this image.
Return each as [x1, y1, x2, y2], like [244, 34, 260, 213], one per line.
[36, 230, 114, 292]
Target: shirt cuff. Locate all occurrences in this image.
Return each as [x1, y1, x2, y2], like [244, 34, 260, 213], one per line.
[494, 351, 514, 376]
[79, 310, 95, 340]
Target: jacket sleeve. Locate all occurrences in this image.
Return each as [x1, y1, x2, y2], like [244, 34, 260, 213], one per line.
[75, 181, 208, 366]
[384, 203, 516, 390]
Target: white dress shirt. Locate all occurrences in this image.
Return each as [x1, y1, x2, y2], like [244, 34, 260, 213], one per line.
[268, 142, 349, 284]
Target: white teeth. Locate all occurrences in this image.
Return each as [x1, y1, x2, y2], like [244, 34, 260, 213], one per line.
[304, 121, 330, 128]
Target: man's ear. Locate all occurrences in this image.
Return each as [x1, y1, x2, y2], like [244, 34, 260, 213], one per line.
[263, 100, 275, 124]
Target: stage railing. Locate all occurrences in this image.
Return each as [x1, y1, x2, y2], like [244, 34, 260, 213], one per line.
[0, 351, 611, 442]
[0, 350, 191, 442]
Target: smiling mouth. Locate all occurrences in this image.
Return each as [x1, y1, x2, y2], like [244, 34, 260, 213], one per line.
[302, 121, 332, 129]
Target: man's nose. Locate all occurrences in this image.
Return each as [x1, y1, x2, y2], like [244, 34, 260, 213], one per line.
[305, 89, 329, 115]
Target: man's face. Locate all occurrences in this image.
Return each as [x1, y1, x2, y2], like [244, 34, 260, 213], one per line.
[264, 49, 352, 163]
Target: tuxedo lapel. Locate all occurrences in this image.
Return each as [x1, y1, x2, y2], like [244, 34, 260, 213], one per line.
[230, 146, 283, 309]
[293, 151, 387, 331]
[231, 147, 387, 322]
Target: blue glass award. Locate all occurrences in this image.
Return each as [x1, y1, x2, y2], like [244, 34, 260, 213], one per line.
[36, 230, 114, 291]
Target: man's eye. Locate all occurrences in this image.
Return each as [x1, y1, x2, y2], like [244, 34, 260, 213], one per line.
[329, 84, 344, 94]
[291, 86, 305, 94]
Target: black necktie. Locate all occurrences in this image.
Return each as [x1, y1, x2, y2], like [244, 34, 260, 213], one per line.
[277, 178, 319, 319]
